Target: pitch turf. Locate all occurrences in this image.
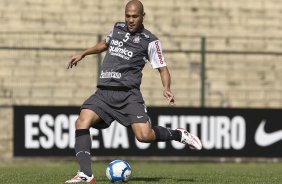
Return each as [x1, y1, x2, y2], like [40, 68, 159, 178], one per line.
[0, 161, 281, 184]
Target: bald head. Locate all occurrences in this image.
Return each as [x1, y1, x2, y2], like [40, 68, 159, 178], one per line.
[124, 0, 145, 33]
[125, 0, 144, 15]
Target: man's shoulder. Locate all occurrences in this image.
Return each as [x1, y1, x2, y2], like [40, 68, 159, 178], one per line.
[111, 22, 127, 33]
[141, 28, 158, 42]
[114, 22, 126, 29]
[111, 22, 159, 41]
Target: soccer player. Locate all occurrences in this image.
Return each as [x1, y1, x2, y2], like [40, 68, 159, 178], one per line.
[65, 0, 202, 183]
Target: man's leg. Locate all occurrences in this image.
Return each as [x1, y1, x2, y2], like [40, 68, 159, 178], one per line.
[131, 122, 202, 150]
[65, 109, 101, 183]
[131, 122, 181, 143]
[75, 109, 101, 176]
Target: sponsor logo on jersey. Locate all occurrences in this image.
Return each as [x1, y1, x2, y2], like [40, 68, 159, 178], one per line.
[109, 39, 133, 60]
[100, 70, 122, 79]
[133, 36, 141, 43]
[141, 33, 150, 39]
[155, 41, 163, 64]
[116, 23, 126, 27]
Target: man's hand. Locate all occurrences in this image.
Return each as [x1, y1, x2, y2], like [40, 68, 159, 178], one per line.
[67, 54, 84, 69]
[67, 40, 108, 69]
[163, 89, 175, 106]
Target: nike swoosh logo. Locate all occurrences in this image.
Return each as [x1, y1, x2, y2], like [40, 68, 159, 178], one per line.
[255, 120, 282, 147]
[137, 116, 143, 118]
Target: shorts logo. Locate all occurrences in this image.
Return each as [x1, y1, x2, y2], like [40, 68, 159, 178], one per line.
[155, 41, 163, 64]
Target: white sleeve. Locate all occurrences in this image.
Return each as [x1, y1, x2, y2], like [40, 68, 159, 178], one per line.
[105, 27, 114, 45]
[147, 40, 167, 69]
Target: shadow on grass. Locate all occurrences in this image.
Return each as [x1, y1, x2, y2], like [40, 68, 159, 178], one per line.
[94, 177, 162, 182]
[176, 178, 196, 182]
[132, 176, 196, 182]
[131, 177, 163, 182]
[97, 177, 196, 183]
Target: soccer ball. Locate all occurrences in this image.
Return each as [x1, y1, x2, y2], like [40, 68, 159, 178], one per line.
[106, 160, 132, 182]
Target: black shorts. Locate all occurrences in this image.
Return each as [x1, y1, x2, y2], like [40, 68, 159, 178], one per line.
[81, 88, 150, 129]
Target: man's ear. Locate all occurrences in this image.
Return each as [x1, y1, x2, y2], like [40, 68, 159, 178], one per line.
[143, 12, 146, 17]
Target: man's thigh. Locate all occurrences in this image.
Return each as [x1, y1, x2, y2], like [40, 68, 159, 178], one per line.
[76, 109, 103, 129]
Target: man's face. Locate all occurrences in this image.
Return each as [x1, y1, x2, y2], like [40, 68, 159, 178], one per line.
[125, 6, 144, 33]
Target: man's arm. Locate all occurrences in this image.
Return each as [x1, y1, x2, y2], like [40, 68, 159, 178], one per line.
[67, 39, 108, 69]
[158, 66, 175, 105]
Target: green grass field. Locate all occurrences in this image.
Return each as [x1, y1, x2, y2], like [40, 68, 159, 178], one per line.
[0, 161, 281, 184]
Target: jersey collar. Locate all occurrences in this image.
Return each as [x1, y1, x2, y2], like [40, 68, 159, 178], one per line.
[127, 24, 145, 35]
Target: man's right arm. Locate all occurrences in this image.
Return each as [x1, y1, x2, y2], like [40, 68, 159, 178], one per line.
[67, 39, 108, 69]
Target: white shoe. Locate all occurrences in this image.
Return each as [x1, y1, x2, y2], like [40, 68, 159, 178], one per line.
[65, 171, 96, 183]
[177, 128, 203, 150]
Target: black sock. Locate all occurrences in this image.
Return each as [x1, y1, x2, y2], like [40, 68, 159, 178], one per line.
[152, 126, 181, 142]
[75, 129, 92, 177]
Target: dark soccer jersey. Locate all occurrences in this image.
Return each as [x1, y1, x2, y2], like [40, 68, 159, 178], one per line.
[97, 22, 167, 89]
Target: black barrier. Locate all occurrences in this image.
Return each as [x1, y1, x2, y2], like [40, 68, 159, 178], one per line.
[13, 106, 282, 157]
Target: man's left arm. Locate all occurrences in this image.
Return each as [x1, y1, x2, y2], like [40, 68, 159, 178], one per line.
[158, 66, 175, 106]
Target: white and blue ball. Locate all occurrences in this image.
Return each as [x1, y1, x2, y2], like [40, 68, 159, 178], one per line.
[106, 160, 132, 182]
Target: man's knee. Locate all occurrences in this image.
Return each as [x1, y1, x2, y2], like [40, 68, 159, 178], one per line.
[132, 122, 156, 143]
[135, 130, 155, 143]
[75, 109, 101, 129]
[75, 116, 92, 129]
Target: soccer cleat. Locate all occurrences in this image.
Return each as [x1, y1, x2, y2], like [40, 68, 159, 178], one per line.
[65, 171, 96, 183]
[177, 128, 203, 150]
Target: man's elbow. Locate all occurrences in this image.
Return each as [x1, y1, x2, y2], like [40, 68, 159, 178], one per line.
[158, 66, 169, 73]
